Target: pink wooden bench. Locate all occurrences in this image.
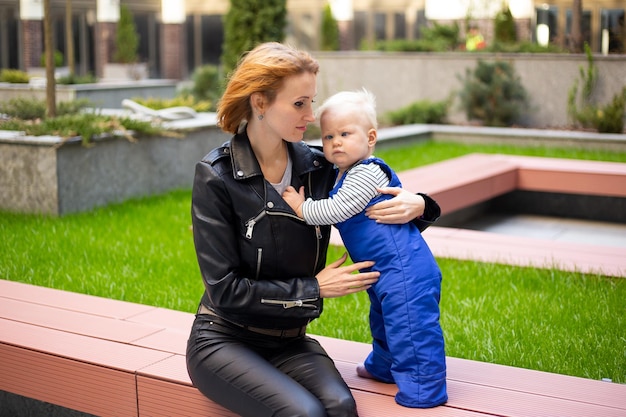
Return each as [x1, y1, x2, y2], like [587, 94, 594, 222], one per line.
[2, 279, 625, 417]
[331, 153, 626, 277]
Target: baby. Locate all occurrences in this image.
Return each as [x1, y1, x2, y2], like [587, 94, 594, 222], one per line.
[283, 88, 447, 408]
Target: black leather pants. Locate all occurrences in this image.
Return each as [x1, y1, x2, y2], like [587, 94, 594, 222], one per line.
[186, 313, 358, 417]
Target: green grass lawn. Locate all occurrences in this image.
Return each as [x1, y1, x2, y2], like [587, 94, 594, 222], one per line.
[1, 140, 624, 383]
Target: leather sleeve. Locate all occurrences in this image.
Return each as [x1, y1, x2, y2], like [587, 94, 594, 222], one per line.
[413, 193, 441, 232]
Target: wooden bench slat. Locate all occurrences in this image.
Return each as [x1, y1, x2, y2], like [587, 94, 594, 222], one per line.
[446, 357, 626, 410]
[135, 355, 484, 417]
[313, 335, 626, 411]
[137, 352, 190, 383]
[335, 360, 626, 417]
[0, 297, 163, 344]
[3, 280, 626, 417]
[137, 375, 237, 417]
[0, 344, 138, 417]
[421, 227, 626, 277]
[0, 279, 154, 319]
[125, 305, 196, 329]
[349, 390, 483, 417]
[449, 378, 626, 417]
[517, 168, 626, 197]
[0, 318, 172, 371]
[131, 327, 189, 354]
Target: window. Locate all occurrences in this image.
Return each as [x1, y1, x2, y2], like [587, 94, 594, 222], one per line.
[534, 6, 558, 46]
[566, 9, 591, 47]
[394, 12, 405, 39]
[600, 9, 625, 54]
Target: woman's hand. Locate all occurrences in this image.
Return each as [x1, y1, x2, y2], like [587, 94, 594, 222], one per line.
[316, 253, 379, 298]
[365, 187, 425, 224]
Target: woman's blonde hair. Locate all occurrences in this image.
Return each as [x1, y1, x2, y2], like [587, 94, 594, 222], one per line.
[217, 42, 320, 134]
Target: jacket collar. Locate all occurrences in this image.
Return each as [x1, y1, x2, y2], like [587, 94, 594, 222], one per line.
[230, 130, 326, 181]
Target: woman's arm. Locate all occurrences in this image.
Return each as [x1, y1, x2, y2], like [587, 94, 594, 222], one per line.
[365, 187, 441, 231]
[316, 253, 380, 298]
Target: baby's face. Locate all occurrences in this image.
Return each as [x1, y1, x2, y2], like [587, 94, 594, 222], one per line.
[320, 110, 375, 172]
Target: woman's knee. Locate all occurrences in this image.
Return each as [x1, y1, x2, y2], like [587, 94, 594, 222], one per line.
[277, 398, 326, 417]
[326, 390, 358, 417]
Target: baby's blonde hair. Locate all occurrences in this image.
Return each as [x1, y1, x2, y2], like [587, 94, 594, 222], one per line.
[315, 88, 378, 129]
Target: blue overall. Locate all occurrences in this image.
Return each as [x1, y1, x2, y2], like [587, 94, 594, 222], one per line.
[332, 158, 447, 408]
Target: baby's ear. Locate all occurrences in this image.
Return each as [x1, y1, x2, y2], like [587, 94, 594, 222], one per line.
[368, 128, 377, 147]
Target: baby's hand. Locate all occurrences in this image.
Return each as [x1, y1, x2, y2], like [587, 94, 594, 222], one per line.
[282, 186, 305, 218]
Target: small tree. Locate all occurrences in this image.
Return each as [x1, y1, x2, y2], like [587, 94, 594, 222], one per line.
[221, 0, 287, 76]
[458, 60, 530, 127]
[43, 0, 56, 117]
[320, 3, 339, 51]
[494, 5, 517, 44]
[568, 44, 626, 133]
[114, 5, 139, 64]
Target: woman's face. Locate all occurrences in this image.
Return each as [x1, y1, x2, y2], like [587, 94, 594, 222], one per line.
[263, 71, 317, 143]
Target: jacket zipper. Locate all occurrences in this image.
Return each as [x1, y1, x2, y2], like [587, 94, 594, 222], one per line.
[245, 211, 266, 239]
[308, 173, 323, 275]
[245, 210, 305, 240]
[255, 248, 262, 280]
[260, 298, 318, 309]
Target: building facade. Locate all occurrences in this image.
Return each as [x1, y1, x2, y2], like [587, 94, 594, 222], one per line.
[0, 0, 623, 80]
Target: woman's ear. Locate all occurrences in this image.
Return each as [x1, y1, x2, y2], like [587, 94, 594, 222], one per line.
[368, 128, 377, 148]
[250, 92, 265, 115]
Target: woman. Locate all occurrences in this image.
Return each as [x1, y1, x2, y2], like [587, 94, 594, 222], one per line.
[186, 42, 440, 417]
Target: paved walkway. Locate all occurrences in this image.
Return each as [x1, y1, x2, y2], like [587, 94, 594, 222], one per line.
[460, 214, 626, 248]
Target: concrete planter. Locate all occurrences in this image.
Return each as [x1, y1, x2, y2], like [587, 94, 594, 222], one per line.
[102, 63, 149, 81]
[0, 79, 177, 109]
[0, 121, 229, 216]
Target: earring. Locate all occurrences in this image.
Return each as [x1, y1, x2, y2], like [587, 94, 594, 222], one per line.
[258, 114, 264, 121]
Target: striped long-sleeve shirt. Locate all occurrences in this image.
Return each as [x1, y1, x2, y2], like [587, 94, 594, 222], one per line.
[301, 162, 390, 225]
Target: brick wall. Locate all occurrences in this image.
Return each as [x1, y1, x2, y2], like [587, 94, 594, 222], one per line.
[22, 20, 42, 70]
[94, 22, 117, 78]
[160, 23, 186, 80]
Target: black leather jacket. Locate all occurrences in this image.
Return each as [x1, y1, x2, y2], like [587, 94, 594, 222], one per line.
[191, 130, 440, 330]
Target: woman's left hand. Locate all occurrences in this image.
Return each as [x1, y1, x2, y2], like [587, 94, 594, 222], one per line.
[365, 187, 425, 224]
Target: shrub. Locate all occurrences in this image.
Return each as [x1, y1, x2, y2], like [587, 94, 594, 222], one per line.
[132, 95, 213, 112]
[40, 50, 64, 67]
[114, 5, 140, 64]
[458, 60, 529, 127]
[370, 38, 453, 52]
[0, 113, 163, 145]
[567, 44, 626, 133]
[494, 6, 517, 44]
[221, 0, 287, 76]
[191, 64, 222, 106]
[0, 69, 30, 83]
[57, 73, 98, 85]
[486, 41, 566, 53]
[384, 99, 450, 125]
[0, 97, 92, 120]
[371, 22, 459, 52]
[594, 88, 626, 133]
[320, 3, 340, 51]
[0, 97, 170, 146]
[0, 97, 46, 119]
[421, 22, 460, 49]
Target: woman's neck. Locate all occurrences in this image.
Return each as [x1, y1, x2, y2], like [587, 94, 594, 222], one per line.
[247, 125, 288, 183]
